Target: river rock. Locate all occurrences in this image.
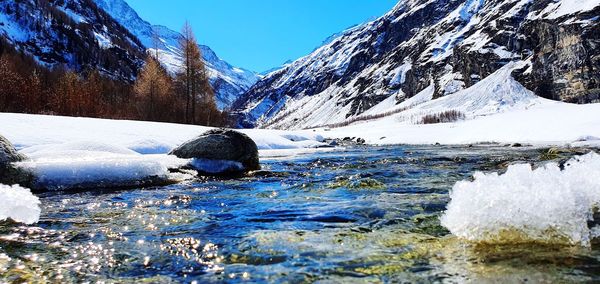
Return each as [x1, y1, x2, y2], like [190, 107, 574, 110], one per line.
[170, 129, 260, 174]
[0, 135, 30, 185]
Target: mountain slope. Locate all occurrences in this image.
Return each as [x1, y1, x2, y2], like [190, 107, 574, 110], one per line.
[0, 0, 145, 80]
[93, 0, 260, 109]
[233, 0, 600, 129]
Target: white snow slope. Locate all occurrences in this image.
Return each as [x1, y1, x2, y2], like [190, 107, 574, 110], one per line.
[93, 0, 260, 109]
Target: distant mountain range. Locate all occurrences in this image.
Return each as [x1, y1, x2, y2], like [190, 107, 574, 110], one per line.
[0, 0, 260, 109]
[232, 0, 600, 129]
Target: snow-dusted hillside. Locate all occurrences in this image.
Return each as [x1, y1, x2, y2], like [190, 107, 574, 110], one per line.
[233, 0, 600, 129]
[93, 0, 260, 109]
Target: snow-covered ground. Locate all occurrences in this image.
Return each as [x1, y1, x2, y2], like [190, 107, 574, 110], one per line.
[0, 113, 325, 153]
[318, 63, 600, 147]
[0, 113, 326, 191]
[323, 101, 600, 147]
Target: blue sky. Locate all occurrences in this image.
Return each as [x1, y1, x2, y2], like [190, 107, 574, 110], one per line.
[125, 0, 398, 73]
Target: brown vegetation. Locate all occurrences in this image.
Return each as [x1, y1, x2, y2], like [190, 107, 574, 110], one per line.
[0, 23, 230, 127]
[419, 110, 465, 124]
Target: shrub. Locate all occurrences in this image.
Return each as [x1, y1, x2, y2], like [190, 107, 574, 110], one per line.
[419, 110, 465, 124]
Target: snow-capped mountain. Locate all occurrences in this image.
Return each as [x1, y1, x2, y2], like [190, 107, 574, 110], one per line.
[233, 0, 600, 129]
[0, 0, 146, 80]
[93, 0, 260, 109]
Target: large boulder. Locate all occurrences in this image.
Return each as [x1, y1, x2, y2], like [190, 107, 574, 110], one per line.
[1, 135, 30, 185]
[170, 129, 260, 175]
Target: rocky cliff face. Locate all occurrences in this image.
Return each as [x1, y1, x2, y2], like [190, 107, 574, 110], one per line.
[516, 8, 600, 103]
[233, 0, 600, 129]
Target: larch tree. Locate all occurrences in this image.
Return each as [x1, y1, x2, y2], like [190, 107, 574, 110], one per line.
[133, 54, 172, 121]
[177, 21, 215, 125]
[53, 71, 79, 116]
[0, 56, 24, 112]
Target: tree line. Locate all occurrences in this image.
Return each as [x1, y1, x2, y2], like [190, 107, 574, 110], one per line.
[0, 22, 229, 126]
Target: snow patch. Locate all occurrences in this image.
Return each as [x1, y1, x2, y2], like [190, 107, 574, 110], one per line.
[93, 32, 113, 49]
[534, 0, 600, 19]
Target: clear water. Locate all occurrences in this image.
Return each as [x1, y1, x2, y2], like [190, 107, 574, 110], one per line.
[1, 145, 600, 283]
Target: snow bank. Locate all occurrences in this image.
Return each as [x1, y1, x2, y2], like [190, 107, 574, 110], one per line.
[0, 114, 327, 190]
[441, 152, 600, 246]
[0, 184, 41, 224]
[15, 142, 188, 190]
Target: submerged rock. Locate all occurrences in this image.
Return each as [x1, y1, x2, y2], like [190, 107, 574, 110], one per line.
[245, 170, 290, 178]
[0, 135, 32, 185]
[170, 129, 260, 175]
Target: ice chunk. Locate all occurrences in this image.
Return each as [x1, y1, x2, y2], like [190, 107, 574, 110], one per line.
[441, 152, 600, 246]
[0, 184, 41, 224]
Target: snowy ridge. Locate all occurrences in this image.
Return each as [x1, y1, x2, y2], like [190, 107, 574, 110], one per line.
[531, 0, 600, 19]
[93, 0, 260, 109]
[234, 0, 600, 129]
